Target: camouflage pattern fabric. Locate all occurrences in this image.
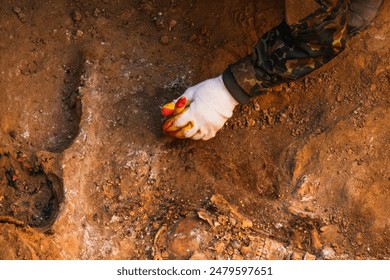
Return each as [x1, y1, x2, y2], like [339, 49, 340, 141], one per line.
[223, 0, 348, 104]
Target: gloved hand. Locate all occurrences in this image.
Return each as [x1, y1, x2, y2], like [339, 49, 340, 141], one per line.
[161, 75, 238, 140]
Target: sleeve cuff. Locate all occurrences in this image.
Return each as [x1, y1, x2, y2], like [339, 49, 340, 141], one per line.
[222, 67, 251, 105]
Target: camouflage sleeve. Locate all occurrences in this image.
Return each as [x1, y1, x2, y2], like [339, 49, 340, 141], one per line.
[222, 0, 348, 104]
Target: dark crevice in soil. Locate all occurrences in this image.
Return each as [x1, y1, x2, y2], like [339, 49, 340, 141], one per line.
[0, 150, 64, 231]
[46, 51, 84, 152]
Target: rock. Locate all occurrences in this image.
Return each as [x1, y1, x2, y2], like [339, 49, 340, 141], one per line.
[13, 7, 22, 14]
[247, 118, 255, 127]
[303, 252, 316, 260]
[169, 19, 177, 30]
[75, 30, 84, 38]
[291, 251, 304, 260]
[210, 194, 253, 228]
[321, 246, 336, 260]
[215, 242, 225, 254]
[73, 11, 82, 22]
[197, 208, 214, 228]
[261, 238, 289, 260]
[160, 35, 169, 45]
[166, 217, 211, 259]
[310, 228, 322, 251]
[17, 12, 27, 23]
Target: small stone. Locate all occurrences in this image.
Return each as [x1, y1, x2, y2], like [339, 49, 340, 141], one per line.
[73, 11, 82, 22]
[215, 242, 225, 254]
[14, 7, 22, 14]
[321, 246, 336, 260]
[291, 252, 304, 260]
[18, 12, 26, 19]
[76, 30, 84, 38]
[169, 19, 177, 29]
[160, 35, 169, 45]
[94, 8, 101, 17]
[161, 251, 169, 259]
[303, 252, 316, 260]
[310, 228, 322, 251]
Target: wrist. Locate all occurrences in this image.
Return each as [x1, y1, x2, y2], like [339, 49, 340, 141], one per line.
[217, 75, 239, 108]
[222, 67, 251, 105]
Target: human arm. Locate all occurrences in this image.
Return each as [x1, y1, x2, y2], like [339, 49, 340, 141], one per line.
[162, 0, 349, 139]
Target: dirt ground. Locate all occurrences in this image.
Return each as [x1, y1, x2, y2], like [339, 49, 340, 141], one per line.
[0, 0, 389, 260]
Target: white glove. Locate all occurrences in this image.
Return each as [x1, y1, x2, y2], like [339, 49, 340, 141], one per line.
[162, 75, 238, 140]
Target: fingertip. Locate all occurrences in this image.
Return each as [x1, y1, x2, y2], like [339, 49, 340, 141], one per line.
[175, 97, 187, 109]
[190, 131, 204, 140]
[183, 123, 198, 138]
[169, 122, 194, 139]
[161, 102, 175, 117]
[161, 108, 174, 117]
[162, 119, 174, 132]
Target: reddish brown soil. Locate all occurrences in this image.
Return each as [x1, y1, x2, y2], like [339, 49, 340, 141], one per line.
[0, 0, 389, 260]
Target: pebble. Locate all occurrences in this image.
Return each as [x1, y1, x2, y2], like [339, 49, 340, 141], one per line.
[169, 19, 177, 30]
[321, 246, 336, 260]
[310, 228, 322, 250]
[247, 118, 255, 127]
[73, 11, 82, 22]
[303, 252, 316, 260]
[160, 35, 169, 45]
[17, 12, 27, 23]
[14, 7, 22, 14]
[75, 30, 84, 38]
[291, 252, 304, 260]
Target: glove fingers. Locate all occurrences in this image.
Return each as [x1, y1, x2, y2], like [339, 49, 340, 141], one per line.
[162, 107, 191, 132]
[162, 114, 181, 132]
[173, 97, 188, 115]
[161, 97, 191, 117]
[202, 132, 216, 141]
[181, 124, 199, 138]
[168, 122, 194, 139]
[161, 102, 175, 117]
[191, 131, 204, 140]
[174, 108, 195, 128]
